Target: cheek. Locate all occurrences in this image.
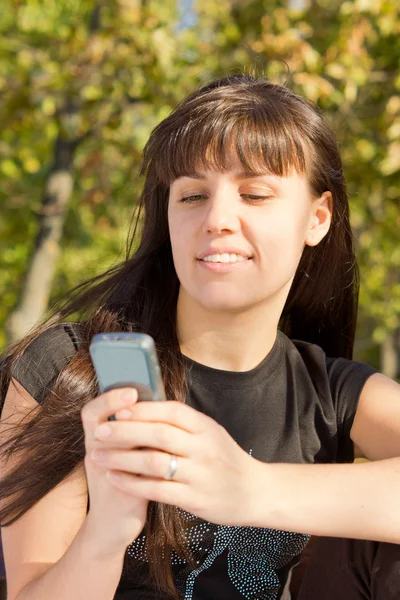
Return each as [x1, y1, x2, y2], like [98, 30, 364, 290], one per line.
[168, 210, 194, 275]
[260, 217, 298, 243]
[168, 206, 182, 246]
[170, 213, 189, 237]
[255, 212, 308, 264]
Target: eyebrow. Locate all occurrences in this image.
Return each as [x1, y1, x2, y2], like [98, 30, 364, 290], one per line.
[180, 170, 271, 180]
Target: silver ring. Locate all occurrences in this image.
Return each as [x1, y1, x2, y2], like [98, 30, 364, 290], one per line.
[164, 454, 178, 480]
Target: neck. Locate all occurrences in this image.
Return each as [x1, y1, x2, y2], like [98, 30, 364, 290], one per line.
[176, 291, 283, 372]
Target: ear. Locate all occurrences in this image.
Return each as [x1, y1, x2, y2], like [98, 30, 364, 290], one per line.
[305, 191, 333, 247]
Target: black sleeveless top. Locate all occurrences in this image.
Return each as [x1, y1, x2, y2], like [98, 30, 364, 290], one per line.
[11, 323, 377, 600]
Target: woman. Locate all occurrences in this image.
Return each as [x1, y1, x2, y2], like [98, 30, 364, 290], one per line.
[0, 73, 399, 600]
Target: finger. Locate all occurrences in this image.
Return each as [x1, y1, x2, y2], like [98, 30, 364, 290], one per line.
[106, 469, 192, 507]
[91, 449, 191, 483]
[93, 421, 192, 456]
[130, 400, 212, 434]
[113, 407, 135, 420]
[81, 388, 138, 432]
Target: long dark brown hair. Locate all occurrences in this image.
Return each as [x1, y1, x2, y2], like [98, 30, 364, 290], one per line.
[0, 73, 358, 598]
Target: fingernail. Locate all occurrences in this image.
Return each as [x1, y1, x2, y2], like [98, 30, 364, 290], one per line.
[121, 389, 137, 403]
[91, 449, 106, 461]
[94, 424, 112, 438]
[116, 409, 133, 420]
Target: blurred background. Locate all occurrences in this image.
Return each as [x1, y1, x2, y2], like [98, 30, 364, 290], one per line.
[0, 0, 399, 377]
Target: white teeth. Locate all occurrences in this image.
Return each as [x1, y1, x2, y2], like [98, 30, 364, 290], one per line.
[202, 253, 249, 263]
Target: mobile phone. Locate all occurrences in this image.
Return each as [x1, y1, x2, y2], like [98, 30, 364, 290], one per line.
[89, 332, 166, 408]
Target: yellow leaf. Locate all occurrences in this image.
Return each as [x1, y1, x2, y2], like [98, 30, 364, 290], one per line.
[355, 0, 383, 14]
[356, 139, 376, 160]
[46, 121, 58, 138]
[325, 62, 346, 80]
[24, 158, 41, 173]
[388, 120, 400, 141]
[380, 142, 400, 175]
[42, 97, 56, 116]
[1, 159, 20, 178]
[340, 1, 356, 16]
[302, 44, 320, 71]
[344, 81, 357, 103]
[387, 96, 400, 116]
[81, 85, 103, 101]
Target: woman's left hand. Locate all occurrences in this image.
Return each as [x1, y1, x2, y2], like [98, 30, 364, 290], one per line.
[90, 400, 260, 527]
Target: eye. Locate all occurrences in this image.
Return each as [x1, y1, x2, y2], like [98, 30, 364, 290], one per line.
[177, 193, 273, 204]
[178, 194, 207, 204]
[241, 194, 273, 203]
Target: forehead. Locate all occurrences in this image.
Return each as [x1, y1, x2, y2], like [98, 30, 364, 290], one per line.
[170, 151, 307, 187]
[153, 114, 310, 187]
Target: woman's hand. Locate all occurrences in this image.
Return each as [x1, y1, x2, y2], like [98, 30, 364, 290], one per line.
[81, 388, 150, 554]
[90, 399, 259, 527]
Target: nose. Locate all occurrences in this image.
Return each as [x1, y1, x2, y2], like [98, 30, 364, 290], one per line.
[202, 189, 241, 235]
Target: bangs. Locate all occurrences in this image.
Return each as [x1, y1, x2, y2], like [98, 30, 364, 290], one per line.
[151, 99, 309, 185]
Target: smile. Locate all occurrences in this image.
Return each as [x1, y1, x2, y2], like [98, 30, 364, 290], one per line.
[201, 253, 249, 263]
[197, 257, 253, 272]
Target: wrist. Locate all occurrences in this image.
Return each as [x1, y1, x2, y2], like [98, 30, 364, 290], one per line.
[244, 458, 289, 530]
[82, 513, 132, 560]
[241, 456, 273, 529]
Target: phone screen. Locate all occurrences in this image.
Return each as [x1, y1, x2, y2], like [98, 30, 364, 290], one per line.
[89, 333, 166, 402]
[92, 346, 150, 392]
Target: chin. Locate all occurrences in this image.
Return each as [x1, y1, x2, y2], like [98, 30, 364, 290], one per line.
[198, 295, 253, 314]
[180, 282, 273, 314]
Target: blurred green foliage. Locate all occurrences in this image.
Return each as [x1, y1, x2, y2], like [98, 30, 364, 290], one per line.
[0, 0, 399, 367]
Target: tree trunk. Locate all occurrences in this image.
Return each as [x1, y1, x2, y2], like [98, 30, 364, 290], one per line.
[5, 135, 80, 343]
[380, 329, 400, 379]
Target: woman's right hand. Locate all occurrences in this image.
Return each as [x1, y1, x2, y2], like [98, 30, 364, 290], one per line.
[81, 388, 149, 554]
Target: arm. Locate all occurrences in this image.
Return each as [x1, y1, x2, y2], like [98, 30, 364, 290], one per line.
[82, 373, 400, 543]
[249, 455, 400, 542]
[350, 373, 400, 461]
[249, 372, 400, 542]
[1, 380, 126, 600]
[14, 518, 126, 600]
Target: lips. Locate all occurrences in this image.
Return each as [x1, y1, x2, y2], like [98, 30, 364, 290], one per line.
[202, 253, 248, 263]
[197, 247, 253, 261]
[197, 257, 252, 272]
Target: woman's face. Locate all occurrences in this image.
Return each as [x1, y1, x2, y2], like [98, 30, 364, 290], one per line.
[168, 158, 331, 315]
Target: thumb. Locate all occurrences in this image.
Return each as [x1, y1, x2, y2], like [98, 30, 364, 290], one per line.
[109, 387, 139, 421]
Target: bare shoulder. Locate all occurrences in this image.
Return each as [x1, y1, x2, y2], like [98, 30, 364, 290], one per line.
[1, 378, 88, 600]
[351, 372, 400, 461]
